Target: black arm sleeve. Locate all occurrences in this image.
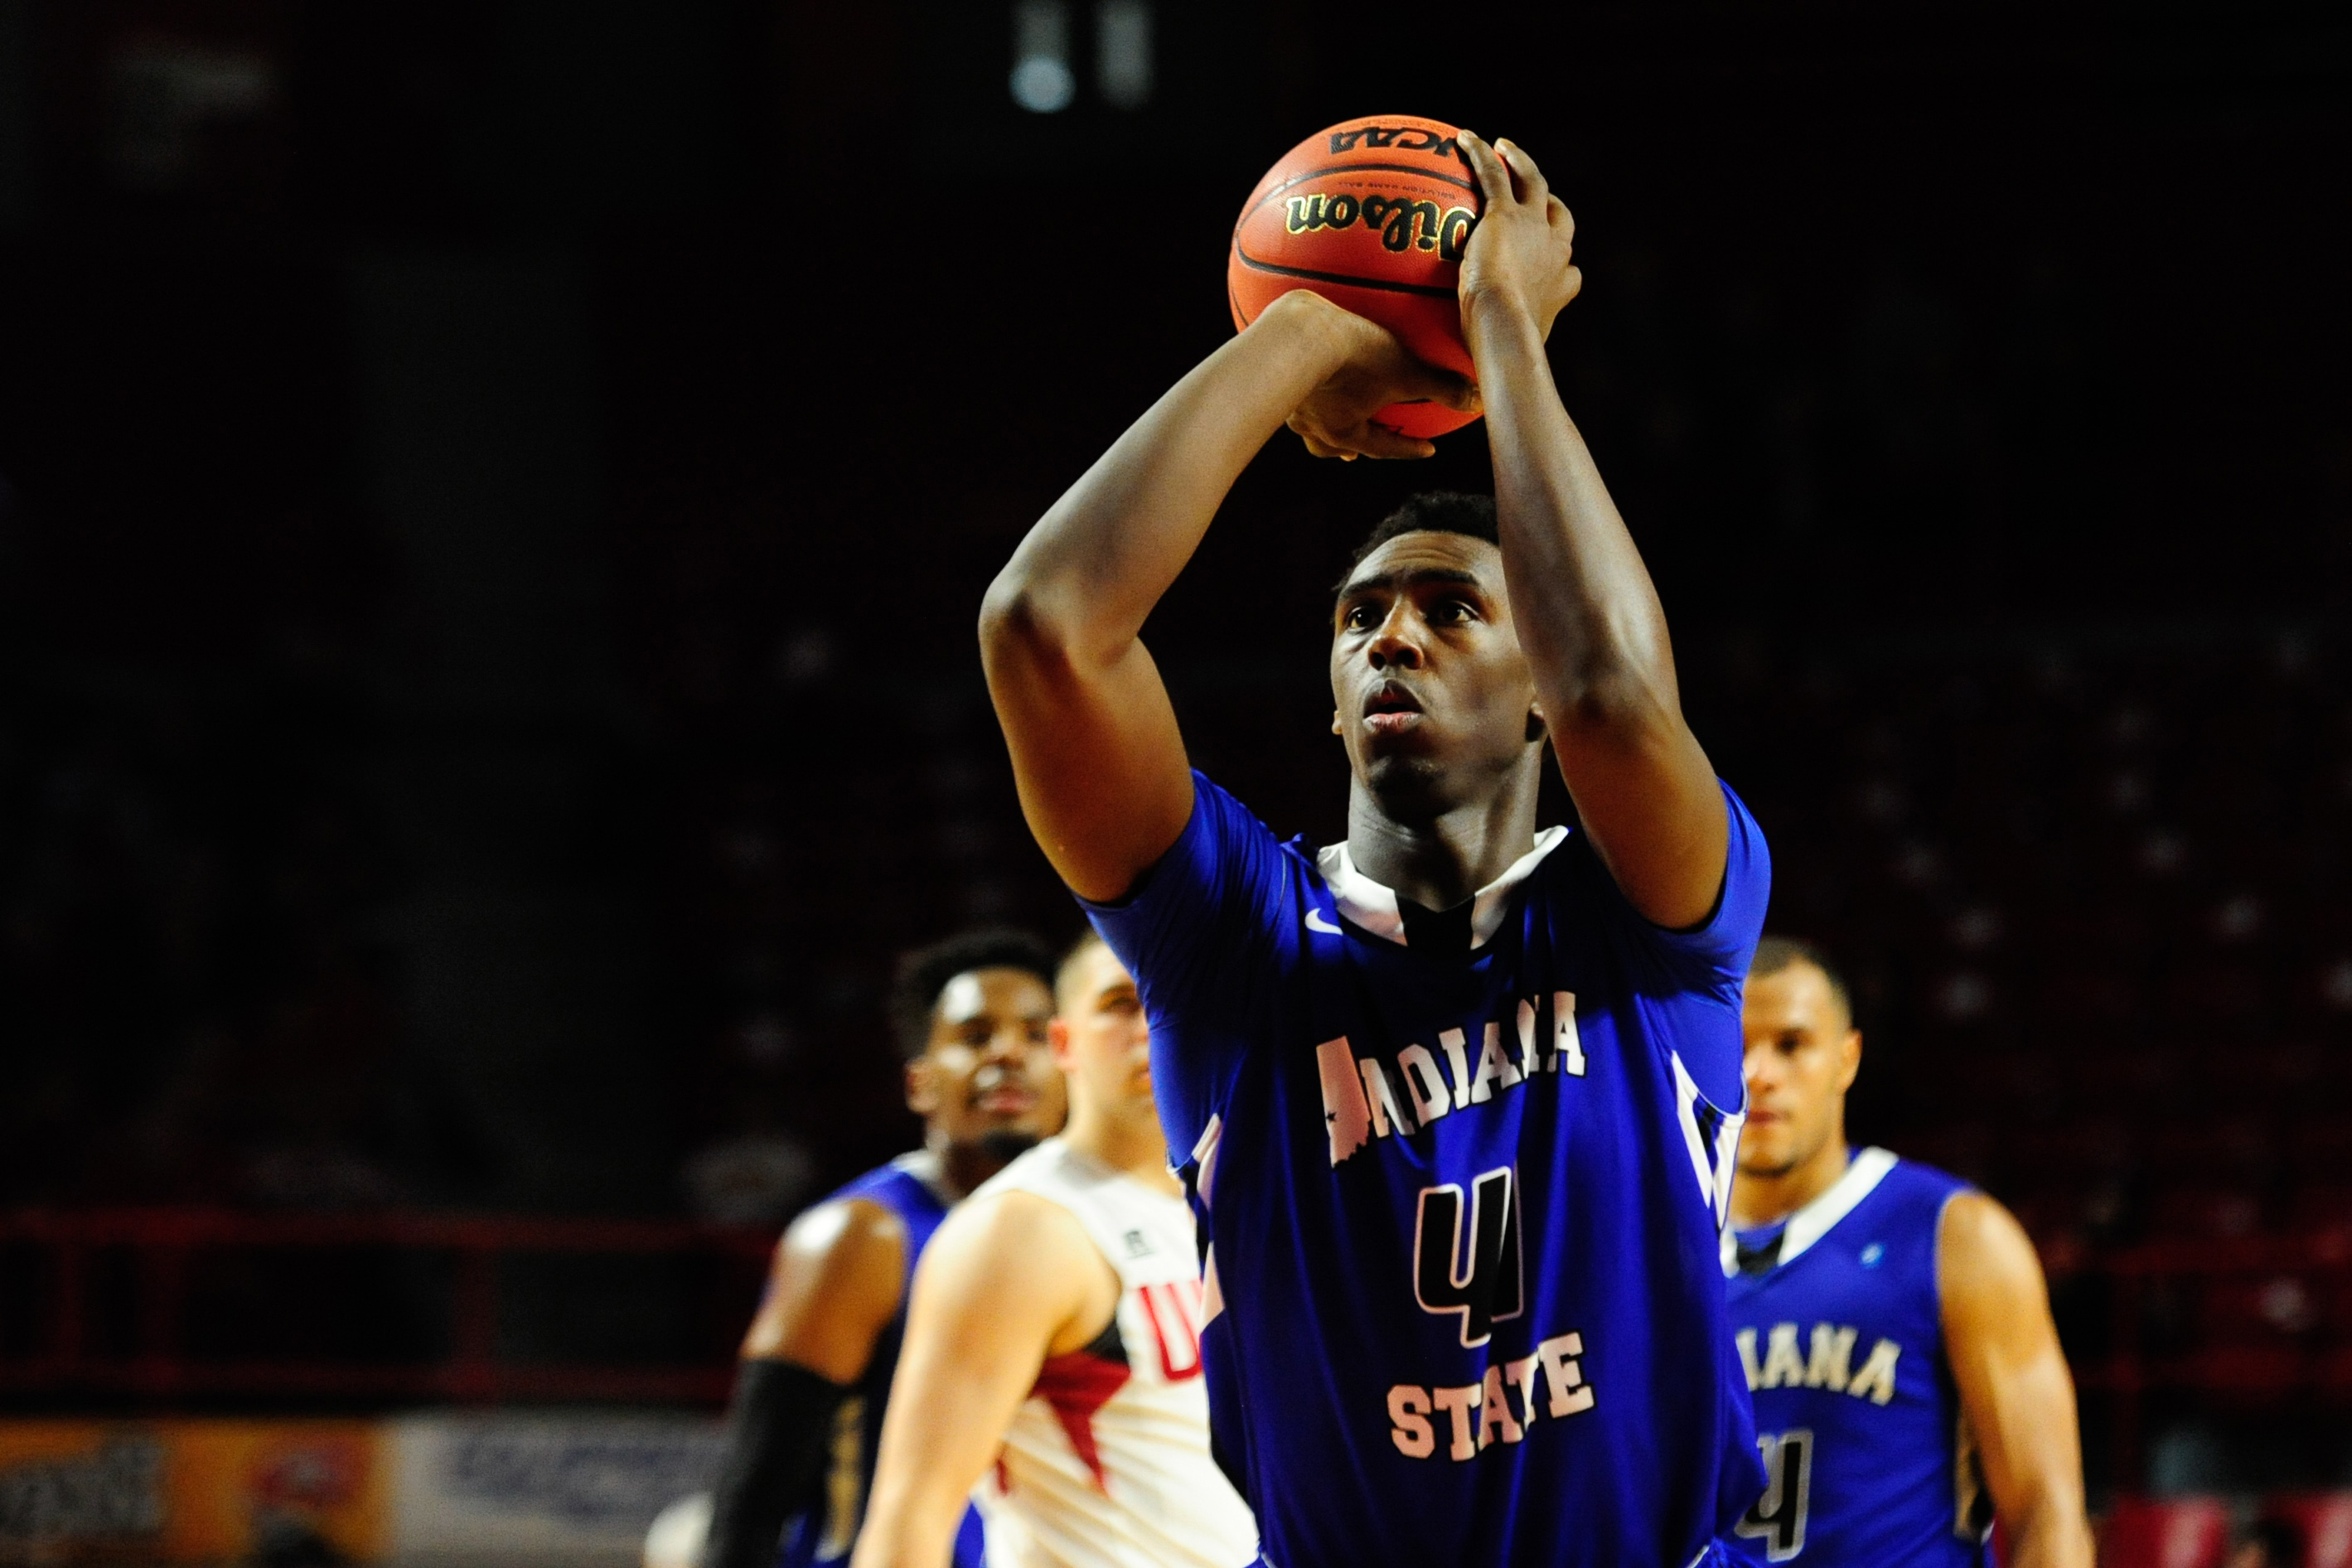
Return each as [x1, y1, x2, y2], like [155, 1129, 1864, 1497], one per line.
[702, 1357, 854, 1568]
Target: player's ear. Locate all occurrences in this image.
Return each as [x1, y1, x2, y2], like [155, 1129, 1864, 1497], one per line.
[1526, 698, 1546, 743]
[1835, 1029, 1862, 1093]
[904, 1056, 938, 1116]
[1332, 709, 1343, 737]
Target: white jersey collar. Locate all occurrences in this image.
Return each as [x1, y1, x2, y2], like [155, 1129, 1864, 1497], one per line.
[1314, 827, 1569, 951]
[1721, 1145, 1899, 1277]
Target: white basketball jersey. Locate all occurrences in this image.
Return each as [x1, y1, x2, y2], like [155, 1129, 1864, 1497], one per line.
[968, 1138, 1259, 1568]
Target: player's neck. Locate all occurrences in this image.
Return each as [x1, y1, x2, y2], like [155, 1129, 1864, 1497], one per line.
[1730, 1128, 1852, 1230]
[1345, 768, 1541, 912]
[1065, 1099, 1179, 1193]
[927, 1140, 1013, 1204]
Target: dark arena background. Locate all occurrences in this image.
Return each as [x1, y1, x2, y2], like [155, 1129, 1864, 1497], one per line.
[0, 0, 2345, 1560]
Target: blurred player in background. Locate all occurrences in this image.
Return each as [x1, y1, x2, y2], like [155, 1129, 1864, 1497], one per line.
[653, 930, 1069, 1568]
[851, 932, 1257, 1568]
[1725, 937, 2092, 1568]
[980, 131, 1766, 1566]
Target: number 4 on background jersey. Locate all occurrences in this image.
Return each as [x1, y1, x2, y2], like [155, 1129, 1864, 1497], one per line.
[1735, 1429, 1814, 1562]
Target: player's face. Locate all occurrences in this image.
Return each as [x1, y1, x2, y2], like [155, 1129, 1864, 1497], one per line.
[907, 967, 1067, 1152]
[1053, 942, 1154, 1120]
[1739, 962, 1861, 1178]
[1330, 532, 1542, 815]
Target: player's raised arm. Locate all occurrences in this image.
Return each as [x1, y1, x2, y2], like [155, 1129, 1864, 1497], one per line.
[1453, 131, 1729, 931]
[849, 1192, 1107, 1568]
[1938, 1193, 2096, 1568]
[980, 294, 1474, 903]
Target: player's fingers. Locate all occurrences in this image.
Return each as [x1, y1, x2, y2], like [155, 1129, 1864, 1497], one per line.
[1399, 369, 1480, 414]
[1496, 138, 1549, 204]
[1546, 194, 1574, 235]
[1367, 355, 1476, 418]
[1353, 423, 1439, 460]
[1288, 417, 1351, 461]
[1454, 130, 1515, 210]
[1561, 264, 1584, 304]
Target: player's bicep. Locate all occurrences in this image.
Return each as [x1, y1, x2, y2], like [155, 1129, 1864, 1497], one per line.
[854, 1196, 1094, 1568]
[743, 1199, 903, 1383]
[1939, 1193, 2092, 1562]
[981, 587, 1194, 904]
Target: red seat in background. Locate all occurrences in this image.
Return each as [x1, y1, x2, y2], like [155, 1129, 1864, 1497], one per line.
[2266, 1493, 2352, 1568]
[2102, 1497, 2229, 1568]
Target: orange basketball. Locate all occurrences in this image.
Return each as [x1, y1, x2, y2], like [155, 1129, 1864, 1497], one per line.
[1228, 114, 1483, 440]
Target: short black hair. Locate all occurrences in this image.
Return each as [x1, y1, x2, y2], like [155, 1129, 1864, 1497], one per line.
[1055, 927, 1111, 1008]
[1749, 936, 1854, 1024]
[888, 927, 1057, 1060]
[1336, 491, 1500, 591]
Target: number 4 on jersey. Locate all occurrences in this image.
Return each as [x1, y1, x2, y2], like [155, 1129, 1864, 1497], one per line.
[1735, 1428, 1814, 1562]
[1413, 1167, 1524, 1348]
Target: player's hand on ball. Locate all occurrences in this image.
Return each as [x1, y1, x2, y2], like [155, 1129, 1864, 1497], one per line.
[1454, 131, 1581, 338]
[1280, 294, 1481, 461]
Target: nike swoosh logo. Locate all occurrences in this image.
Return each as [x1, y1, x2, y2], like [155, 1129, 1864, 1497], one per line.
[1305, 908, 1343, 935]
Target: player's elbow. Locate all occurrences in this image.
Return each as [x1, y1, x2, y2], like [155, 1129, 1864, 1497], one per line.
[980, 572, 1086, 681]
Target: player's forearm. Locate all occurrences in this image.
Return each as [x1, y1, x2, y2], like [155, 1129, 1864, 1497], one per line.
[1464, 298, 1683, 737]
[980, 291, 1357, 669]
[844, 1486, 965, 1568]
[702, 1358, 850, 1568]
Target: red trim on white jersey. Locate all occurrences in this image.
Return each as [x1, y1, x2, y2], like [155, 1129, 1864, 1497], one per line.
[968, 1139, 1257, 1568]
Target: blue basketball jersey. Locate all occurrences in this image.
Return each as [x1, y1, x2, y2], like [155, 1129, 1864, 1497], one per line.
[1722, 1149, 1995, 1568]
[1085, 771, 1771, 1568]
[778, 1155, 986, 1568]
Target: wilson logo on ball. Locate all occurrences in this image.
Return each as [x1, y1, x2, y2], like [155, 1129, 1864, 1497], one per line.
[1228, 114, 1489, 439]
[1281, 194, 1478, 260]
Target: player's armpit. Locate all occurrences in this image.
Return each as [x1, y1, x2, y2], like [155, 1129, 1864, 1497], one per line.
[849, 1191, 1112, 1568]
[741, 1197, 906, 1382]
[1938, 1192, 2096, 1568]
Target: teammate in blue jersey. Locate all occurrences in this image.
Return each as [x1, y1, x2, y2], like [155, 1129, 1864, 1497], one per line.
[694, 930, 1069, 1568]
[1725, 939, 2091, 1568]
[981, 128, 1766, 1566]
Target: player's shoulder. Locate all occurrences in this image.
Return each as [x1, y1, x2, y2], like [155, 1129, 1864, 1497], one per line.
[932, 1149, 1101, 1282]
[1183, 770, 1290, 854]
[774, 1184, 910, 1299]
[1931, 1183, 2035, 1270]
[1879, 1150, 1977, 1206]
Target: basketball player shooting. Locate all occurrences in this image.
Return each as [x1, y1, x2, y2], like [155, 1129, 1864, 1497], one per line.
[982, 132, 1768, 1566]
[1725, 940, 2092, 1568]
[850, 934, 1256, 1568]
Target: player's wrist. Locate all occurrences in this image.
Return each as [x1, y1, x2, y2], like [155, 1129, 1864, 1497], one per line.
[1459, 282, 1541, 343]
[1262, 288, 1381, 364]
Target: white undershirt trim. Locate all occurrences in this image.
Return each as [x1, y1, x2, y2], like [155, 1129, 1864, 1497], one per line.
[1721, 1145, 1900, 1278]
[1315, 827, 1570, 950]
